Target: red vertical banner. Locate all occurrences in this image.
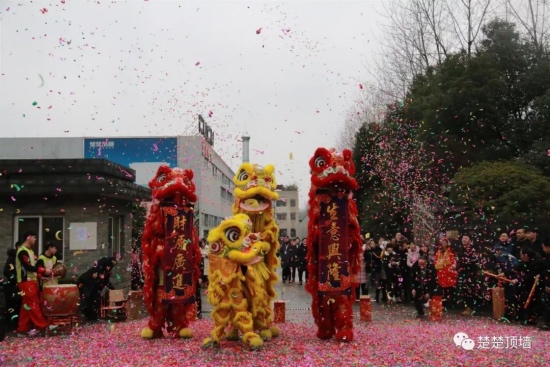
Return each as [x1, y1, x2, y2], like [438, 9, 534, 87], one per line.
[317, 191, 351, 297]
[161, 203, 196, 305]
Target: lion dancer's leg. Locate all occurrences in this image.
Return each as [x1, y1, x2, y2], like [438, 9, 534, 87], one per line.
[253, 299, 273, 341]
[333, 295, 353, 342]
[168, 303, 194, 338]
[248, 283, 276, 341]
[141, 290, 168, 339]
[265, 272, 281, 338]
[316, 295, 336, 340]
[232, 289, 263, 349]
[203, 301, 232, 348]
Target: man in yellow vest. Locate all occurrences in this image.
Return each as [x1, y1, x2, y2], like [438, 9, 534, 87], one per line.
[16, 230, 52, 335]
[36, 242, 58, 286]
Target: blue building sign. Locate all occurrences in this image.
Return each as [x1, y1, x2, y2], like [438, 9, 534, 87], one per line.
[84, 137, 178, 186]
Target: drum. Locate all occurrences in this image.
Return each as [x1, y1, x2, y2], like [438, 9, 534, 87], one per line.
[41, 284, 79, 316]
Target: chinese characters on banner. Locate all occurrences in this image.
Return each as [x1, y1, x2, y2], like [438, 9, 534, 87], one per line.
[161, 203, 196, 305]
[317, 191, 351, 297]
[477, 336, 532, 349]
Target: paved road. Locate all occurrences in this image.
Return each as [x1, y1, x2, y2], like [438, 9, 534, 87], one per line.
[200, 277, 429, 323]
[200, 275, 498, 324]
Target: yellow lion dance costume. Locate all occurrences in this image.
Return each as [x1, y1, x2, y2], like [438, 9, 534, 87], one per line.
[230, 163, 281, 340]
[202, 214, 271, 350]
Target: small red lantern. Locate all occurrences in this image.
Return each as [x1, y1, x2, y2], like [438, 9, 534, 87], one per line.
[429, 296, 443, 322]
[360, 295, 372, 322]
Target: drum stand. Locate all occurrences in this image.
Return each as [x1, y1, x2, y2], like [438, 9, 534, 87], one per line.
[100, 290, 128, 321]
[44, 313, 81, 336]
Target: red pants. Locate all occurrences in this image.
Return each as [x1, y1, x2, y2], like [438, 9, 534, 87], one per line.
[147, 289, 196, 336]
[17, 281, 48, 333]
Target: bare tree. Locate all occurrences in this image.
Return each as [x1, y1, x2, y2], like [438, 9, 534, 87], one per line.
[446, 0, 493, 59]
[502, 0, 550, 50]
[335, 84, 388, 150]
[364, 0, 495, 100]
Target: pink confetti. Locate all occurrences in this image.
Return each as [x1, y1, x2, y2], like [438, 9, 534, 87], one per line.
[152, 143, 158, 152]
[0, 309, 547, 366]
[256, 27, 263, 34]
[40, 8, 48, 14]
[195, 61, 200, 66]
[118, 168, 133, 178]
[253, 149, 264, 154]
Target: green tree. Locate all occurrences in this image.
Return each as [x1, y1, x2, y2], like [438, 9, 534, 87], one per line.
[351, 18, 550, 237]
[406, 19, 550, 170]
[450, 161, 550, 228]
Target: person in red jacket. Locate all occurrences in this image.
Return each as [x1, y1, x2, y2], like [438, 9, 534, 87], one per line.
[434, 238, 458, 309]
[15, 230, 52, 335]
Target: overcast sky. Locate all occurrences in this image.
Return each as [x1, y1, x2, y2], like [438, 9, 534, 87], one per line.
[0, 0, 384, 207]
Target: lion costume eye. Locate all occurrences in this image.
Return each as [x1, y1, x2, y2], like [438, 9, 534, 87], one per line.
[314, 157, 326, 168]
[237, 170, 249, 181]
[157, 174, 166, 183]
[225, 227, 240, 242]
[209, 242, 222, 254]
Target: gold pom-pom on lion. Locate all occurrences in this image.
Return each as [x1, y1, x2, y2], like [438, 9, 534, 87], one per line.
[202, 214, 271, 350]
[228, 162, 281, 340]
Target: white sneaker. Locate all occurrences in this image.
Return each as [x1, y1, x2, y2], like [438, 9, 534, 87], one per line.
[423, 302, 429, 308]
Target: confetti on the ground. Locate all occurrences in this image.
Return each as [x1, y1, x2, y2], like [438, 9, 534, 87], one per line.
[1, 306, 549, 366]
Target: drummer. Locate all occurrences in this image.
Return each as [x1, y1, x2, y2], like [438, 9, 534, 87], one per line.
[36, 242, 58, 286]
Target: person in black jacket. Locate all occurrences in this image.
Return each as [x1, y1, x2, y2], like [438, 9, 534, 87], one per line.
[295, 238, 308, 285]
[410, 257, 437, 318]
[279, 237, 295, 283]
[77, 257, 117, 321]
[372, 240, 384, 302]
[2, 242, 22, 331]
[196, 252, 204, 319]
[510, 247, 545, 325]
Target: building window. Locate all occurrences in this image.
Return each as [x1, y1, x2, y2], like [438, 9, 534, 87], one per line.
[290, 213, 296, 220]
[276, 213, 287, 220]
[108, 216, 125, 258]
[290, 228, 296, 237]
[14, 215, 65, 261]
[276, 199, 287, 207]
[290, 199, 296, 207]
[279, 228, 287, 237]
[220, 187, 234, 202]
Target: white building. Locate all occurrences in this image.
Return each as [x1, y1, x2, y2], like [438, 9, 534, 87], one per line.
[274, 185, 300, 238]
[0, 135, 235, 238]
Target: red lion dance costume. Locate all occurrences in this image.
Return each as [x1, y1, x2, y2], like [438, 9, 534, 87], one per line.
[141, 165, 201, 339]
[305, 147, 363, 342]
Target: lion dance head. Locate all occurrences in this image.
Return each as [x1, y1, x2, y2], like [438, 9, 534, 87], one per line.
[309, 147, 358, 191]
[232, 163, 279, 214]
[208, 213, 271, 282]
